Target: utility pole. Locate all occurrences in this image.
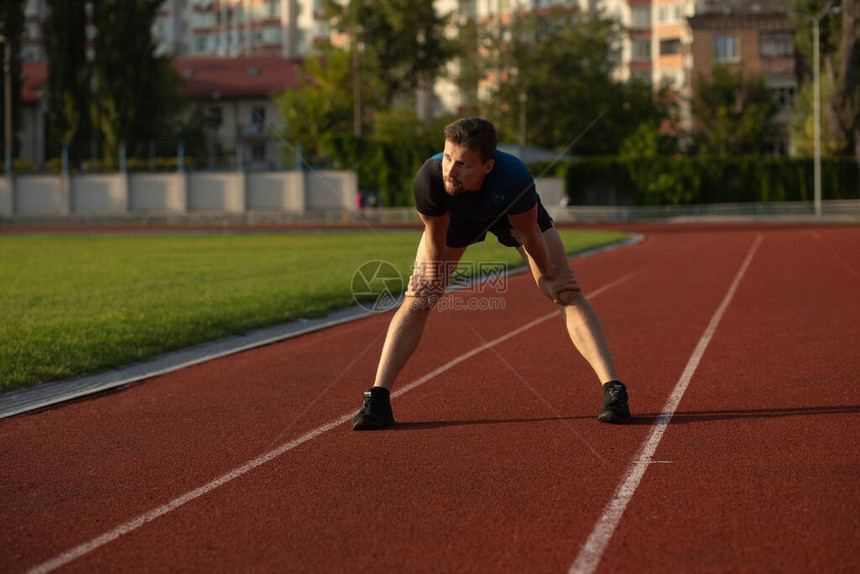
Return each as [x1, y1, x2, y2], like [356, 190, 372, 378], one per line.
[353, 29, 362, 139]
[797, 2, 842, 218]
[0, 35, 11, 176]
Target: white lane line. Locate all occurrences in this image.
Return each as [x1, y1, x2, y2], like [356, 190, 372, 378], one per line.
[26, 272, 639, 574]
[569, 234, 763, 574]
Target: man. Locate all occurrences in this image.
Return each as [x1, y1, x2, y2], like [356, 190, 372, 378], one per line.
[352, 117, 630, 430]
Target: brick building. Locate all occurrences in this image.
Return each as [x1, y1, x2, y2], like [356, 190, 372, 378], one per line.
[689, 1, 796, 153]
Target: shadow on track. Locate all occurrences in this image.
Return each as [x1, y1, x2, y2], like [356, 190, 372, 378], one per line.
[628, 405, 860, 426]
[384, 406, 859, 430]
[388, 416, 591, 430]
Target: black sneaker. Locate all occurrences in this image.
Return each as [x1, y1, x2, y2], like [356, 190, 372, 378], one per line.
[598, 381, 631, 424]
[351, 387, 396, 430]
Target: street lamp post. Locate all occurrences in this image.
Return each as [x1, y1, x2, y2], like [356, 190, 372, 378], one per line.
[353, 30, 361, 140]
[0, 34, 11, 177]
[797, 2, 842, 219]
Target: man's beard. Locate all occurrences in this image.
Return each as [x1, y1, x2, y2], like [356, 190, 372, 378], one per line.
[444, 178, 465, 196]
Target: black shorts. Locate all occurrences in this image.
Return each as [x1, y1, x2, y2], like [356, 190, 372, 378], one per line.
[446, 202, 554, 248]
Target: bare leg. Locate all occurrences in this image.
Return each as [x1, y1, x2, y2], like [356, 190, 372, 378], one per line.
[558, 295, 618, 384]
[372, 233, 467, 391]
[372, 302, 431, 390]
[517, 227, 618, 386]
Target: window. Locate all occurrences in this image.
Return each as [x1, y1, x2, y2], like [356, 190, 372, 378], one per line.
[631, 37, 651, 61]
[205, 106, 223, 130]
[771, 85, 796, 109]
[194, 34, 218, 54]
[760, 32, 793, 58]
[250, 106, 266, 134]
[660, 38, 681, 55]
[714, 35, 739, 62]
[194, 12, 216, 29]
[25, 0, 41, 17]
[21, 46, 41, 62]
[658, 4, 682, 23]
[262, 25, 281, 43]
[251, 143, 266, 163]
[25, 21, 41, 39]
[631, 6, 651, 30]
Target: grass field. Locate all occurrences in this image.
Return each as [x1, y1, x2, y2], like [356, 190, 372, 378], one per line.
[0, 229, 627, 392]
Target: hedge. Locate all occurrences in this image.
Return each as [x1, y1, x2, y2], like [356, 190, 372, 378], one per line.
[556, 157, 859, 206]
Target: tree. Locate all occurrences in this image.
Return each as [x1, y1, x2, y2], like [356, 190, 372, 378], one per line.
[44, 0, 90, 160]
[273, 47, 355, 163]
[789, 70, 846, 155]
[89, 0, 180, 162]
[690, 65, 779, 156]
[791, 0, 860, 158]
[619, 121, 678, 158]
[482, 7, 671, 155]
[832, 0, 860, 159]
[323, 0, 458, 111]
[0, 0, 24, 167]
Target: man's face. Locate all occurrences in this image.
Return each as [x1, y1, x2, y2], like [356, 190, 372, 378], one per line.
[441, 140, 495, 196]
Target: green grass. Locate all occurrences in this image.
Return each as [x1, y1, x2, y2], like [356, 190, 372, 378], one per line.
[0, 229, 627, 392]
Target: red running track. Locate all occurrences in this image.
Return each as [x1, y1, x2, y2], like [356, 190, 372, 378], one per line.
[2, 224, 858, 573]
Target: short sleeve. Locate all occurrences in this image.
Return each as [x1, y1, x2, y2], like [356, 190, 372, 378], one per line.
[413, 158, 447, 217]
[507, 171, 538, 215]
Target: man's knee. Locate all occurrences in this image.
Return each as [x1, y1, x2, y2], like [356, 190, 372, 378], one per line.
[556, 288, 582, 307]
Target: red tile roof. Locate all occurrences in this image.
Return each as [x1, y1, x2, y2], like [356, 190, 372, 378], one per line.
[20, 56, 306, 104]
[173, 56, 305, 99]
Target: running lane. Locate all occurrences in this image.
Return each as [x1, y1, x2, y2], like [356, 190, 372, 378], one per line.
[1, 225, 856, 573]
[591, 225, 860, 573]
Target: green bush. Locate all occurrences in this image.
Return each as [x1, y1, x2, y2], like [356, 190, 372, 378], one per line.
[560, 157, 859, 205]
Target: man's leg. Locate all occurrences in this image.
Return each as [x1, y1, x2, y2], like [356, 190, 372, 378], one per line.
[517, 226, 617, 384]
[352, 233, 466, 430]
[517, 227, 630, 423]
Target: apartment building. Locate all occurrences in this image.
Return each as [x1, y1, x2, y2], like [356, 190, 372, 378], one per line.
[688, 1, 796, 153]
[20, 0, 331, 62]
[155, 0, 332, 58]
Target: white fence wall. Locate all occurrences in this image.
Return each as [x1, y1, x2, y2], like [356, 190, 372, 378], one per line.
[305, 170, 358, 210]
[72, 174, 128, 215]
[0, 170, 357, 217]
[129, 173, 186, 213]
[15, 176, 64, 215]
[246, 171, 305, 211]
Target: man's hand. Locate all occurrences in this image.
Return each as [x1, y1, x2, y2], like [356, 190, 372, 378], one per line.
[539, 265, 581, 305]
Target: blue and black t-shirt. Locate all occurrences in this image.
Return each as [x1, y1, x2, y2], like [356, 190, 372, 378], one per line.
[413, 150, 551, 247]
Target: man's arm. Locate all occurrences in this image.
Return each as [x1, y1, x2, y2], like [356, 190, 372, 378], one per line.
[419, 211, 450, 264]
[407, 211, 456, 301]
[509, 206, 577, 303]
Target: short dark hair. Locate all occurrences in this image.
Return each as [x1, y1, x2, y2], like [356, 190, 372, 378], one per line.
[443, 117, 498, 163]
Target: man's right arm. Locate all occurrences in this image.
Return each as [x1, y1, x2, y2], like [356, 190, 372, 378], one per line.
[419, 211, 450, 263]
[407, 211, 453, 302]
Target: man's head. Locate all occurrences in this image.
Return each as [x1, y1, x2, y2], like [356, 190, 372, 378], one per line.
[441, 117, 497, 196]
